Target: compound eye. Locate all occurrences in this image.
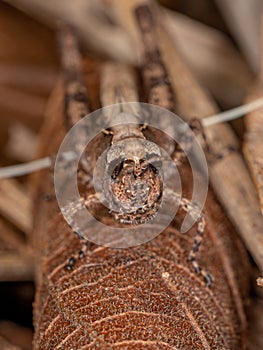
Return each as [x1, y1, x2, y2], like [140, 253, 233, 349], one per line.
[106, 145, 123, 165]
[105, 144, 127, 180]
[111, 161, 123, 180]
[124, 159, 135, 166]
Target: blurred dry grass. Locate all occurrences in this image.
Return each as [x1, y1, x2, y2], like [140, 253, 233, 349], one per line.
[0, 1, 262, 349]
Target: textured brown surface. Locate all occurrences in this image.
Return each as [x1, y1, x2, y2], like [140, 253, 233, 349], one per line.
[1, 2, 262, 349]
[31, 56, 250, 349]
[243, 81, 263, 214]
[0, 335, 22, 350]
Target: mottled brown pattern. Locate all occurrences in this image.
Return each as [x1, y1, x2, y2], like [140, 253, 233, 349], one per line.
[31, 6, 250, 347]
[111, 160, 163, 224]
[59, 25, 90, 129]
[31, 55, 250, 349]
[243, 81, 263, 214]
[134, 4, 175, 111]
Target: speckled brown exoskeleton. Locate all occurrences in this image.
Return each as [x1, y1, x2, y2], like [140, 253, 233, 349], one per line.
[59, 22, 212, 286]
[32, 5, 250, 350]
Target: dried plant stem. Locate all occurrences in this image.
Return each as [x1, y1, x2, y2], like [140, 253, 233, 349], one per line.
[243, 86, 263, 215]
[159, 25, 263, 271]
[0, 158, 51, 179]
[203, 98, 263, 127]
[0, 219, 28, 255]
[3, 0, 135, 63]
[215, 0, 261, 71]
[0, 336, 22, 350]
[0, 253, 33, 282]
[243, 19, 263, 215]
[161, 9, 253, 108]
[0, 63, 56, 90]
[4, 0, 253, 108]
[0, 321, 33, 350]
[0, 86, 46, 121]
[0, 179, 32, 235]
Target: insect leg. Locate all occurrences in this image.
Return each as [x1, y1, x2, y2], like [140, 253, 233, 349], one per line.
[59, 25, 91, 129]
[61, 194, 101, 270]
[168, 190, 213, 286]
[135, 4, 175, 112]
